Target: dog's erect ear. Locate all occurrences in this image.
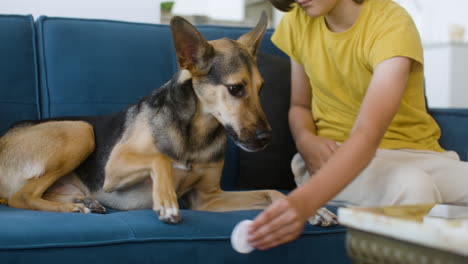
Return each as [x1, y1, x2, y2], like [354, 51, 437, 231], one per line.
[237, 11, 268, 57]
[170, 16, 214, 74]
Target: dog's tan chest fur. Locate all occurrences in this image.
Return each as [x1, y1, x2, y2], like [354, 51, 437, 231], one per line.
[115, 111, 157, 154]
[99, 108, 214, 210]
[103, 112, 157, 192]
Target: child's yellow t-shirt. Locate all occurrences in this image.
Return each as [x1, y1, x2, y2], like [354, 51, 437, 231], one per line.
[271, 0, 443, 152]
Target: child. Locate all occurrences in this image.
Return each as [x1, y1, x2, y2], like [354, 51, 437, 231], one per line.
[247, 0, 468, 250]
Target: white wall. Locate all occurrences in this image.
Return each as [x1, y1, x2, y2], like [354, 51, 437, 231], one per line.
[172, 0, 243, 21]
[395, 0, 468, 108]
[396, 0, 468, 44]
[424, 44, 468, 108]
[2, 0, 467, 41]
[0, 0, 162, 24]
[423, 45, 452, 107]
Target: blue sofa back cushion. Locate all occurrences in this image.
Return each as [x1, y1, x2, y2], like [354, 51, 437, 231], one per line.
[430, 108, 468, 161]
[0, 15, 39, 135]
[36, 17, 178, 118]
[36, 17, 285, 119]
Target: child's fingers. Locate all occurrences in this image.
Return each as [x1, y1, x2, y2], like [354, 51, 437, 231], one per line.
[248, 206, 293, 244]
[254, 228, 300, 250]
[246, 198, 308, 250]
[249, 199, 289, 230]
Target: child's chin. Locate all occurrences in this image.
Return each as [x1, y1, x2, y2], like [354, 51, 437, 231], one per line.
[301, 7, 327, 18]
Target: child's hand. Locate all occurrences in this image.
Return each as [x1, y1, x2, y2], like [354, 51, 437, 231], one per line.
[297, 132, 338, 174]
[247, 197, 308, 250]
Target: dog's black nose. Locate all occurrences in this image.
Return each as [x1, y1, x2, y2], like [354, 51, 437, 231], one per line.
[255, 129, 272, 145]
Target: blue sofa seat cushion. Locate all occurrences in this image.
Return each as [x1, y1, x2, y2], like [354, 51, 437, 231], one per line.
[0, 205, 347, 263]
[0, 15, 39, 135]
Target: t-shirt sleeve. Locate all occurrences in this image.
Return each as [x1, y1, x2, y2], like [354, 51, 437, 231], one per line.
[368, 12, 423, 69]
[271, 6, 302, 64]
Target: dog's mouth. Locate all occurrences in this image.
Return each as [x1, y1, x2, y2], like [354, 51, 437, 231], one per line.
[225, 125, 271, 152]
[236, 142, 269, 152]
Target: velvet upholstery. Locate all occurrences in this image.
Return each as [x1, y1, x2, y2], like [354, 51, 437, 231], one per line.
[1, 14, 467, 264]
[0, 15, 351, 263]
[0, 15, 39, 135]
[0, 205, 347, 264]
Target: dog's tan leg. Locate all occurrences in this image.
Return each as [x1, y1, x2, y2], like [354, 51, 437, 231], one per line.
[103, 152, 158, 192]
[190, 162, 337, 226]
[187, 162, 283, 211]
[195, 189, 286, 212]
[104, 152, 180, 223]
[7, 121, 96, 213]
[196, 188, 337, 226]
[150, 155, 180, 224]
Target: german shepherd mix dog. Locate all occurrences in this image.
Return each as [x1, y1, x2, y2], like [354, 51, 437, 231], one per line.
[0, 14, 337, 226]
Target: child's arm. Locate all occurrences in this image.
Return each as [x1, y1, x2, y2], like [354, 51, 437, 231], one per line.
[288, 59, 339, 174]
[247, 56, 413, 250]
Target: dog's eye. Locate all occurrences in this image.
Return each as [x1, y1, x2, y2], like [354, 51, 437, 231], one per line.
[226, 84, 245, 97]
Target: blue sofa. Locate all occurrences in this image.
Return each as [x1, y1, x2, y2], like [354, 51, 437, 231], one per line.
[1, 14, 467, 264]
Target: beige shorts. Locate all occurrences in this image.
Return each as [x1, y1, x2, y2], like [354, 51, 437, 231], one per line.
[291, 148, 468, 207]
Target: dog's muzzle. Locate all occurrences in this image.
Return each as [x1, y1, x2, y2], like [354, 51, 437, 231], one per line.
[255, 129, 272, 148]
[225, 124, 272, 152]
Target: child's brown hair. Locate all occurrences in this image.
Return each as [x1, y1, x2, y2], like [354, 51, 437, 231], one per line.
[270, 0, 364, 12]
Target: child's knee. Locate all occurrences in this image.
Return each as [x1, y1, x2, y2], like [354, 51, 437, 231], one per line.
[383, 167, 442, 205]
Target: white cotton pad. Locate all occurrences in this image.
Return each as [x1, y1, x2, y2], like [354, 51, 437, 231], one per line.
[231, 220, 254, 254]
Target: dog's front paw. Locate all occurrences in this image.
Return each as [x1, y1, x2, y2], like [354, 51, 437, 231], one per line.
[308, 207, 338, 227]
[153, 193, 181, 224]
[152, 185, 181, 224]
[155, 206, 181, 224]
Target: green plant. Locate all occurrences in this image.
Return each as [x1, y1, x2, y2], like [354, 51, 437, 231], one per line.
[161, 1, 175, 13]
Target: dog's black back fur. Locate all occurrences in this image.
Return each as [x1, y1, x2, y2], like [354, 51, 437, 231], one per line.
[10, 71, 227, 192]
[74, 112, 127, 192]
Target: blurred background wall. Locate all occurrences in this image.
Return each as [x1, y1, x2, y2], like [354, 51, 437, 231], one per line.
[1, 0, 467, 108]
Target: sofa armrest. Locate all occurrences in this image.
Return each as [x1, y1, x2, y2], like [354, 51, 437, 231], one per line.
[429, 108, 468, 161]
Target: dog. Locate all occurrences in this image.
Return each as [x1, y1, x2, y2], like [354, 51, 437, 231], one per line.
[0, 14, 337, 226]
